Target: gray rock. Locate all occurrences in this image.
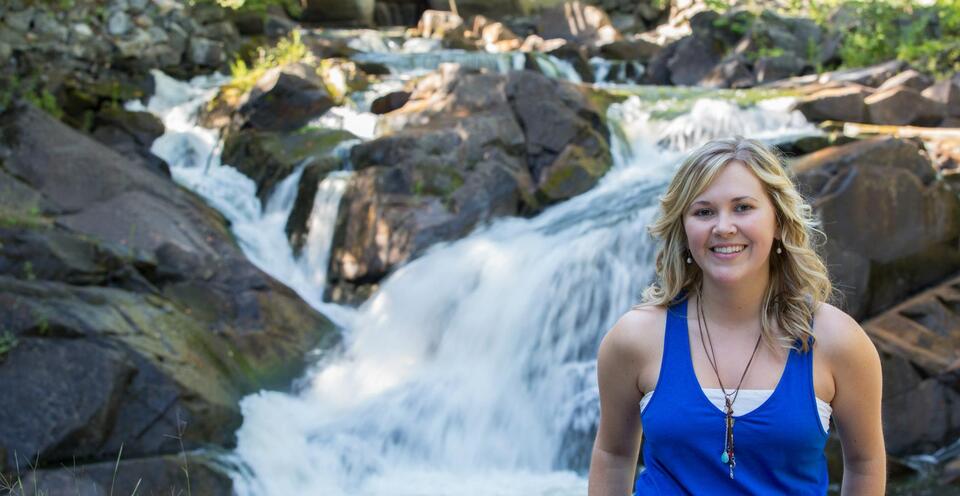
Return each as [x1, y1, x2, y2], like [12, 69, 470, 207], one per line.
[20, 454, 233, 496]
[0, 41, 10, 60]
[187, 36, 224, 67]
[0, 338, 136, 470]
[3, 7, 35, 32]
[754, 53, 807, 84]
[33, 11, 68, 42]
[71, 22, 94, 39]
[109, 0, 129, 11]
[107, 10, 132, 36]
[128, 0, 149, 12]
[114, 28, 153, 58]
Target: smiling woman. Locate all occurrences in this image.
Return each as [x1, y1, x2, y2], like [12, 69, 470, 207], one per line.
[587, 137, 886, 495]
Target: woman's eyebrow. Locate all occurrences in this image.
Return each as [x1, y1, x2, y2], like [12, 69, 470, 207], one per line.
[691, 196, 758, 206]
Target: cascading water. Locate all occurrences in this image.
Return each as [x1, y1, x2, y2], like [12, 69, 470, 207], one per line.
[131, 37, 820, 495]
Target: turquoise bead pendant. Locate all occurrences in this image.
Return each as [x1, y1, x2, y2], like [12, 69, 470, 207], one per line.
[721, 451, 729, 464]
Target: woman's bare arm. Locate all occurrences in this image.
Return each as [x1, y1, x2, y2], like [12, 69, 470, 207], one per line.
[588, 309, 657, 496]
[822, 308, 886, 495]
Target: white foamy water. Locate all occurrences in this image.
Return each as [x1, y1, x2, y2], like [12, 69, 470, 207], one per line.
[130, 58, 819, 496]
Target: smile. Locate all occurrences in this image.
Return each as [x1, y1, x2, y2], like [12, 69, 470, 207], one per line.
[710, 245, 746, 254]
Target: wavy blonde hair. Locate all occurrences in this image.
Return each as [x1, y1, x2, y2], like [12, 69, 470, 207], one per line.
[639, 137, 833, 352]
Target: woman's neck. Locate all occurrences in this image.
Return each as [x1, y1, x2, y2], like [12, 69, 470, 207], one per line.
[696, 274, 769, 331]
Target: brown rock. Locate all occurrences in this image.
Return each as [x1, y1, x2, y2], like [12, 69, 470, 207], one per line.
[370, 90, 412, 115]
[922, 78, 960, 118]
[536, 1, 621, 48]
[238, 65, 335, 133]
[792, 137, 960, 318]
[865, 86, 945, 126]
[793, 85, 872, 123]
[863, 276, 960, 454]
[877, 69, 934, 92]
[598, 38, 661, 62]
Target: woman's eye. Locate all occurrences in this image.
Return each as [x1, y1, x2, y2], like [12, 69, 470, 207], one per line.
[735, 204, 754, 212]
[694, 209, 712, 216]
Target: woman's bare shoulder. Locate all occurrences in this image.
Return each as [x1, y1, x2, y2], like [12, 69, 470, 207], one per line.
[601, 304, 668, 359]
[811, 302, 876, 362]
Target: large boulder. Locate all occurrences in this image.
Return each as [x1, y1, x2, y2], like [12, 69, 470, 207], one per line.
[324, 67, 611, 304]
[864, 86, 945, 126]
[791, 137, 960, 319]
[238, 65, 336, 133]
[0, 102, 338, 477]
[792, 85, 872, 123]
[18, 454, 232, 496]
[862, 274, 960, 455]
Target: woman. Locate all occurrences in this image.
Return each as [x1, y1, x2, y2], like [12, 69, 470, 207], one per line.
[587, 137, 885, 495]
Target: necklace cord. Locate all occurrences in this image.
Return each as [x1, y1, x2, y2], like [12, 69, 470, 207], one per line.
[695, 283, 764, 406]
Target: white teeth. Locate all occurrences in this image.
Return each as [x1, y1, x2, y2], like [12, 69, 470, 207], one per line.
[712, 245, 745, 254]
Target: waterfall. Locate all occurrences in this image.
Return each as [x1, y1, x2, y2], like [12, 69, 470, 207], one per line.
[225, 100, 815, 494]
[130, 51, 818, 494]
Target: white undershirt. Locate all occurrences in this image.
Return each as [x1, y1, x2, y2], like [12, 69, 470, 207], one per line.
[640, 388, 832, 432]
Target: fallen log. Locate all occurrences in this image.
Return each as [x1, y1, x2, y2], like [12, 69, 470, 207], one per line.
[820, 121, 960, 140]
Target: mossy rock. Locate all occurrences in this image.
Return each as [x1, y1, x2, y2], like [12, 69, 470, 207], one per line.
[222, 126, 357, 202]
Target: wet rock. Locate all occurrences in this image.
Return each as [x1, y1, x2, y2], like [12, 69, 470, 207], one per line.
[222, 127, 355, 203]
[792, 137, 960, 319]
[285, 156, 343, 255]
[865, 86, 945, 126]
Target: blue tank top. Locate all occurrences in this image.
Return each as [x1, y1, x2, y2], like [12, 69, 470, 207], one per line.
[635, 298, 829, 495]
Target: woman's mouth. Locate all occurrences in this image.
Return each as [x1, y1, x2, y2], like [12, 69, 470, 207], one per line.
[709, 244, 747, 258]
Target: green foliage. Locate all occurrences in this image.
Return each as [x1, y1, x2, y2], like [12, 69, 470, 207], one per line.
[0, 73, 64, 119]
[227, 30, 309, 95]
[814, 0, 960, 76]
[0, 332, 17, 359]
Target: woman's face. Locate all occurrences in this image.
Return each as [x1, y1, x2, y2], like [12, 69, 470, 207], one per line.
[683, 160, 779, 286]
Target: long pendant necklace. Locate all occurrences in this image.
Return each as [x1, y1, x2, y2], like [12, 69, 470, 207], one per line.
[696, 286, 763, 480]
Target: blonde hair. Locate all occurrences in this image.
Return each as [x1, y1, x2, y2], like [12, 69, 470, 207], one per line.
[639, 137, 832, 352]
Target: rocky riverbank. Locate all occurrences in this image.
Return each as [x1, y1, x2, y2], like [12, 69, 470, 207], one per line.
[3, 0, 960, 493]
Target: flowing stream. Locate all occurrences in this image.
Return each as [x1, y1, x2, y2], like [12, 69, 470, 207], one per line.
[133, 30, 819, 495]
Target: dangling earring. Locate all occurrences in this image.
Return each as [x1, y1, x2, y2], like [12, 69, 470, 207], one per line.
[776, 241, 783, 254]
[686, 251, 692, 264]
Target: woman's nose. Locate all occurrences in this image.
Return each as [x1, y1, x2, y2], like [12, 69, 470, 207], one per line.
[713, 213, 737, 236]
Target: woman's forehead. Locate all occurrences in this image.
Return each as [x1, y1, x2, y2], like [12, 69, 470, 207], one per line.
[692, 161, 767, 200]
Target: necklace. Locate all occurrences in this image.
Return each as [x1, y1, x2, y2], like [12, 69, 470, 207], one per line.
[695, 288, 763, 480]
